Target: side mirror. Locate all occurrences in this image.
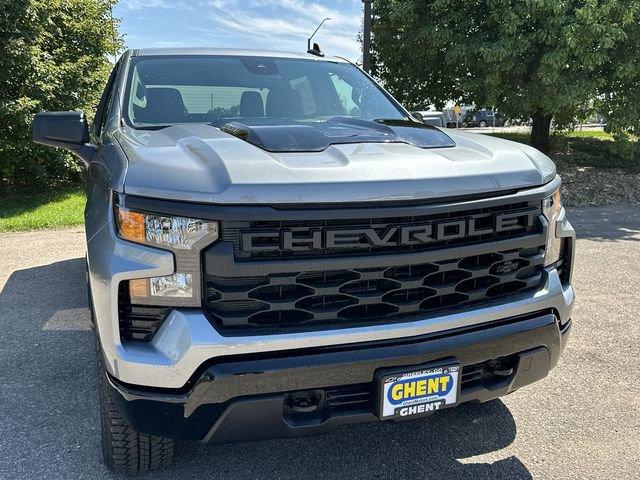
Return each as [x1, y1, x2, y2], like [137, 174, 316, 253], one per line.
[32, 111, 94, 165]
[411, 111, 424, 123]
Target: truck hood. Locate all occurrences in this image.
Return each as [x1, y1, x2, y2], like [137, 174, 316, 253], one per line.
[115, 123, 556, 205]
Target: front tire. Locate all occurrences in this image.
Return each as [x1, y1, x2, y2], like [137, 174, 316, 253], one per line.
[98, 340, 174, 473]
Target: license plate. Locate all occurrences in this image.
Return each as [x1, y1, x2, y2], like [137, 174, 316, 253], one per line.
[377, 363, 461, 420]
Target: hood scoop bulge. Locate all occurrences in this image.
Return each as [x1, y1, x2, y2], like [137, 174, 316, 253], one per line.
[220, 117, 456, 153]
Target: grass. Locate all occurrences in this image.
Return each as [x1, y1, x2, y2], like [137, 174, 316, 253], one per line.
[566, 130, 613, 140]
[488, 129, 612, 145]
[0, 187, 86, 232]
[488, 129, 639, 172]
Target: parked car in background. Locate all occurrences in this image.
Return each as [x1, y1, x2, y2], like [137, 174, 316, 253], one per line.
[463, 108, 507, 127]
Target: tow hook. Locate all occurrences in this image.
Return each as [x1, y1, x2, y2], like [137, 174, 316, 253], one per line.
[285, 390, 324, 413]
[485, 359, 515, 377]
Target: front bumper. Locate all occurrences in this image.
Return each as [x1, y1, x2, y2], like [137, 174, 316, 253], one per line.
[88, 207, 575, 390]
[107, 311, 571, 442]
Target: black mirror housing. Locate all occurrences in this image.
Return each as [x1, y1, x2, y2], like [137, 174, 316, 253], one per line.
[410, 111, 424, 123]
[32, 111, 90, 151]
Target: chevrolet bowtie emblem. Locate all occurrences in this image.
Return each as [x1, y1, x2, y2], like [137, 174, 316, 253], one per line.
[495, 261, 520, 275]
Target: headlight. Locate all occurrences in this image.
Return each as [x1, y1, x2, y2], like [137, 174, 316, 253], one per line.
[543, 188, 563, 266]
[115, 207, 218, 249]
[115, 205, 219, 303]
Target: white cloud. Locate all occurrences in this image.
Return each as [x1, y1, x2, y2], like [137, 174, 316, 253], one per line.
[124, 32, 195, 49]
[118, 0, 362, 60]
[208, 0, 234, 7]
[249, 0, 360, 28]
[203, 0, 362, 60]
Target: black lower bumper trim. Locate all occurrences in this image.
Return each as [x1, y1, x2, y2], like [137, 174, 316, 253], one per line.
[108, 312, 571, 442]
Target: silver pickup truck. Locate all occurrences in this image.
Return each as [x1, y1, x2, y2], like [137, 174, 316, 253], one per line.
[33, 48, 575, 473]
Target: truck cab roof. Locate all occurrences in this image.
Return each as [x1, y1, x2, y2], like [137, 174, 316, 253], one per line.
[128, 47, 349, 63]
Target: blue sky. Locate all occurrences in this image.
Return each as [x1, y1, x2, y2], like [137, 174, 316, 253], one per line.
[114, 0, 364, 61]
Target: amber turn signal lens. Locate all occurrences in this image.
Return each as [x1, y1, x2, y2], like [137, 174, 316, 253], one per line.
[129, 278, 150, 298]
[116, 209, 146, 243]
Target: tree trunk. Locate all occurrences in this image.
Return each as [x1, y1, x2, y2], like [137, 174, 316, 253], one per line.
[530, 112, 553, 152]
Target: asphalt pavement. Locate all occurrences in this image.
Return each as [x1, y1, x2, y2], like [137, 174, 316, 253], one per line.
[0, 206, 638, 480]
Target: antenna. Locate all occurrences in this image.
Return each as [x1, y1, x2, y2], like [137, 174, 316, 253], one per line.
[307, 17, 331, 56]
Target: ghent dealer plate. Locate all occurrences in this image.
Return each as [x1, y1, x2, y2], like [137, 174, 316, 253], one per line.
[378, 364, 461, 420]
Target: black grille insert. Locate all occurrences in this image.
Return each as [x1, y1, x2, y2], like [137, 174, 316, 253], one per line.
[204, 246, 545, 329]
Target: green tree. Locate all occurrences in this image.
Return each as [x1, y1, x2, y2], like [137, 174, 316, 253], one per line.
[371, 0, 638, 152]
[599, 12, 640, 145]
[0, 0, 121, 191]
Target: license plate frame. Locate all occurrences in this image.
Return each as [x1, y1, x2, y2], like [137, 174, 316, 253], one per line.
[376, 362, 461, 420]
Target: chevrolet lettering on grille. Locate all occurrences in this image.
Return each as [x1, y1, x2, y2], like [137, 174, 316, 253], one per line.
[240, 210, 538, 253]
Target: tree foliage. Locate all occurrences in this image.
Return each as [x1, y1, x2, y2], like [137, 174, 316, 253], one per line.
[371, 0, 639, 152]
[598, 11, 640, 150]
[0, 0, 122, 191]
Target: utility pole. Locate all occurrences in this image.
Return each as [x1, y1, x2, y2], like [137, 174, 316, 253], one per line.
[109, 0, 118, 63]
[362, 0, 372, 73]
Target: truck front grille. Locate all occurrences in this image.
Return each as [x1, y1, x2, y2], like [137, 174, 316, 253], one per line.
[203, 197, 547, 331]
[204, 245, 545, 329]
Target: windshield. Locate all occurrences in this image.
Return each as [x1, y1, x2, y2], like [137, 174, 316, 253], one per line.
[123, 55, 406, 128]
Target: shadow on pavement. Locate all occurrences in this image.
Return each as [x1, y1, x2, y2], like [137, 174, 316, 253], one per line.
[0, 257, 100, 479]
[568, 206, 640, 241]
[165, 400, 530, 480]
[0, 258, 531, 480]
